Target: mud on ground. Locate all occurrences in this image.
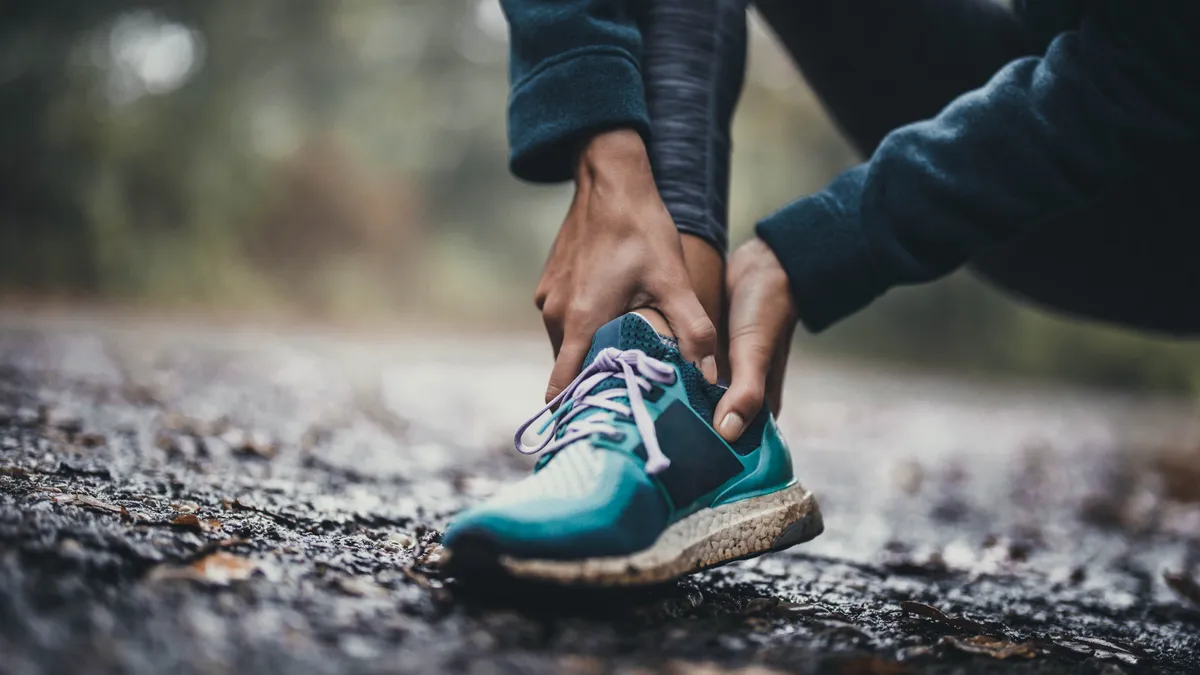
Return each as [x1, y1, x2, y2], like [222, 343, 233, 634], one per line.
[1, 314, 1198, 674]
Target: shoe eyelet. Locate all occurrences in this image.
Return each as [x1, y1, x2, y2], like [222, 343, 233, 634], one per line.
[605, 431, 626, 443]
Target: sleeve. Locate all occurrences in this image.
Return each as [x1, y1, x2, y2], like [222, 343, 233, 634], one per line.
[755, 6, 1200, 332]
[501, 0, 651, 183]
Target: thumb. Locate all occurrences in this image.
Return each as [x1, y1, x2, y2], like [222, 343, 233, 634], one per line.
[714, 324, 771, 443]
[714, 269, 793, 442]
[660, 287, 719, 384]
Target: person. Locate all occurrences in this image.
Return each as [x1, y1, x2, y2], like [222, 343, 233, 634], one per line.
[441, 0, 1200, 584]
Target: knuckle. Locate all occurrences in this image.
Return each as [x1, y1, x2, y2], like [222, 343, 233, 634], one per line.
[541, 296, 566, 321]
[735, 383, 766, 411]
[685, 316, 717, 345]
[565, 297, 600, 323]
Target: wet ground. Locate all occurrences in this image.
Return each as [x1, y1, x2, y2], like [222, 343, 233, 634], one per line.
[1, 312, 1198, 675]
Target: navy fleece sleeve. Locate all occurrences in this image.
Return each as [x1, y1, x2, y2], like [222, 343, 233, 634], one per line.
[501, 0, 649, 183]
[756, 5, 1200, 332]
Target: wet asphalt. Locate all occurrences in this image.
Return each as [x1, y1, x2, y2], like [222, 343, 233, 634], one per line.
[0, 313, 1197, 674]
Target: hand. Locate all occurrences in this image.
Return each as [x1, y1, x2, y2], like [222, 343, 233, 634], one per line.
[714, 238, 797, 442]
[535, 129, 718, 402]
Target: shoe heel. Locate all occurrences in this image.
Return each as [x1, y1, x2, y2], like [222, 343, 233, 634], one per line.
[770, 498, 824, 551]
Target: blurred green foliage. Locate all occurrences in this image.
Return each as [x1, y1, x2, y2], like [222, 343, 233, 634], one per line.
[1, 0, 1197, 391]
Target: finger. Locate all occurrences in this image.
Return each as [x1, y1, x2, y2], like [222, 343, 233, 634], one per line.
[659, 286, 719, 384]
[540, 300, 565, 357]
[714, 282, 793, 442]
[715, 328, 770, 442]
[546, 335, 590, 403]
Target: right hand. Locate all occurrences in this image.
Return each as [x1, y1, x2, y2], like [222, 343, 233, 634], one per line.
[535, 129, 718, 402]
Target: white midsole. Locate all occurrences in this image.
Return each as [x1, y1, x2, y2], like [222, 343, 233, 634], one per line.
[499, 482, 821, 586]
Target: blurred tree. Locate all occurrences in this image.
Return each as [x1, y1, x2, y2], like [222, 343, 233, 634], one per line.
[0, 0, 1196, 391]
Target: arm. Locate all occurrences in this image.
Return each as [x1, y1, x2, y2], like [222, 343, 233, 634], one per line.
[501, 0, 650, 183]
[713, 4, 1200, 442]
[755, 5, 1200, 333]
[502, 1, 720, 395]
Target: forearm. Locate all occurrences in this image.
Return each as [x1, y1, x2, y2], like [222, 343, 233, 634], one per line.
[501, 0, 650, 183]
[758, 6, 1200, 332]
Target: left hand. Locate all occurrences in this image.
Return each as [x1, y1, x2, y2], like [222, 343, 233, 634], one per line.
[714, 237, 798, 442]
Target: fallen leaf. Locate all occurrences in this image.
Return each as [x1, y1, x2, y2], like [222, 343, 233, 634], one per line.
[191, 551, 256, 583]
[940, 635, 1039, 660]
[1164, 571, 1200, 607]
[899, 601, 984, 632]
[172, 513, 203, 529]
[170, 513, 221, 533]
[148, 551, 257, 586]
[57, 494, 123, 515]
[900, 601, 949, 622]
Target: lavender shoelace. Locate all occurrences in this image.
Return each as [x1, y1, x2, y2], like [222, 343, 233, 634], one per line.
[514, 348, 678, 474]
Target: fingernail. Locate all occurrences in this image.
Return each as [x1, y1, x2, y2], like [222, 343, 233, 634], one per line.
[719, 412, 744, 440]
[700, 356, 717, 383]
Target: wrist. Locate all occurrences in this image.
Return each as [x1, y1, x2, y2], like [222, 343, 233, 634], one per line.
[574, 128, 653, 186]
[742, 238, 800, 322]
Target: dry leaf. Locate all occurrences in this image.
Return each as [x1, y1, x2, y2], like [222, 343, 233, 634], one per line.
[170, 513, 220, 533]
[899, 601, 984, 633]
[57, 494, 123, 515]
[940, 635, 1039, 660]
[172, 513, 203, 529]
[191, 552, 255, 583]
[149, 551, 257, 586]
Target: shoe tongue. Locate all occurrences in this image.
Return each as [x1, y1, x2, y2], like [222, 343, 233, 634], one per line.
[575, 313, 680, 403]
[583, 313, 678, 366]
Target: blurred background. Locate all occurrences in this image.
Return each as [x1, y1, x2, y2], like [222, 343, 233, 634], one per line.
[3, 0, 1199, 392]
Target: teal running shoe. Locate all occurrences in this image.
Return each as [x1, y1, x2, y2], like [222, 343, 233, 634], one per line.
[442, 313, 822, 586]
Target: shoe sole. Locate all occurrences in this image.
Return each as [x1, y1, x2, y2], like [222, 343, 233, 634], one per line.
[451, 482, 822, 587]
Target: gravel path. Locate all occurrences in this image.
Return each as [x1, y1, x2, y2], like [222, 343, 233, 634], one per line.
[1, 313, 1197, 674]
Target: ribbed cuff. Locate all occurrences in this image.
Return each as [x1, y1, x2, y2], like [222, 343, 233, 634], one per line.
[508, 48, 652, 184]
[754, 170, 885, 333]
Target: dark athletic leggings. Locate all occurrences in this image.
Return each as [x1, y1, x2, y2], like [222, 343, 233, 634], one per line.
[639, 0, 1200, 336]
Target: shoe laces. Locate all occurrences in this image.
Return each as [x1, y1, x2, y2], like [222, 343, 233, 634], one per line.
[514, 347, 677, 474]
